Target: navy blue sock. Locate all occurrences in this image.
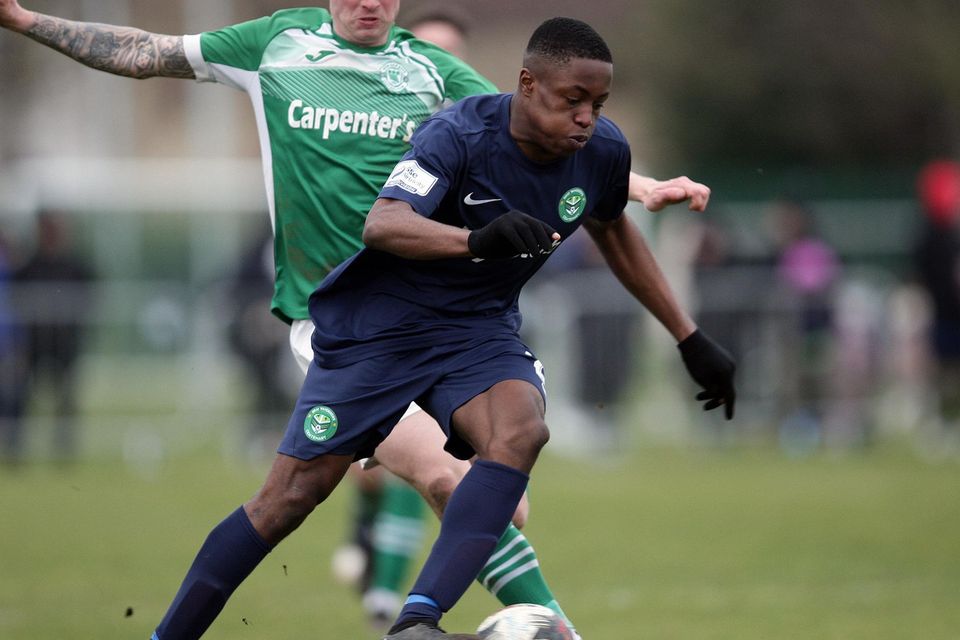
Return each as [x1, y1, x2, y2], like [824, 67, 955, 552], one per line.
[394, 459, 529, 628]
[152, 506, 272, 640]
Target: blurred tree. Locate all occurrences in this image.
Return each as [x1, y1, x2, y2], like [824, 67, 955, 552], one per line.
[630, 0, 960, 173]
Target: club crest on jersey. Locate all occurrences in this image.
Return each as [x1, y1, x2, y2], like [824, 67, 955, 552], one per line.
[379, 61, 410, 93]
[558, 188, 587, 222]
[303, 406, 338, 443]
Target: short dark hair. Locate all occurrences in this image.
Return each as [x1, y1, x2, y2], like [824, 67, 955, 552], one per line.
[524, 17, 612, 66]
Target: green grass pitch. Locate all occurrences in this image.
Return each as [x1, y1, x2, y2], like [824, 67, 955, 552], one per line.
[1, 445, 958, 639]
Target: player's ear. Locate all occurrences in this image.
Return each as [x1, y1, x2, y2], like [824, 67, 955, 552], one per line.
[518, 68, 535, 97]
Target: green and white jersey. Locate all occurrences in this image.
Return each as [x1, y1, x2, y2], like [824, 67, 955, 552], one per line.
[183, 8, 496, 323]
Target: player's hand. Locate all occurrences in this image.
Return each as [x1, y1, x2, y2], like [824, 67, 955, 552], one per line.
[638, 176, 711, 213]
[678, 329, 736, 419]
[468, 210, 560, 259]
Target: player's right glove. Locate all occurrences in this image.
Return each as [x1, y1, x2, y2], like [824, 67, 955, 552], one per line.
[467, 210, 558, 259]
[678, 329, 737, 420]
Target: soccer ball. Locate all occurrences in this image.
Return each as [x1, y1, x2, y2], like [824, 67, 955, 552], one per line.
[476, 604, 575, 640]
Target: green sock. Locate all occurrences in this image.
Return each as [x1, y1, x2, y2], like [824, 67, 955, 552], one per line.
[476, 524, 576, 631]
[369, 478, 426, 594]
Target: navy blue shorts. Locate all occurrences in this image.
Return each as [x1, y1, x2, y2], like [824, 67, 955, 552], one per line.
[278, 336, 547, 461]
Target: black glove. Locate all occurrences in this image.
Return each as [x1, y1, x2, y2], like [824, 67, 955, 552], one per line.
[467, 210, 557, 259]
[678, 329, 737, 419]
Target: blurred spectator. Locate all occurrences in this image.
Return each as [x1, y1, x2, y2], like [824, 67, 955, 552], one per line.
[516, 220, 644, 460]
[824, 278, 883, 449]
[0, 230, 25, 464]
[403, 4, 472, 59]
[226, 225, 296, 451]
[768, 198, 841, 455]
[690, 216, 743, 363]
[912, 159, 960, 444]
[565, 245, 638, 414]
[687, 215, 756, 440]
[3, 212, 93, 464]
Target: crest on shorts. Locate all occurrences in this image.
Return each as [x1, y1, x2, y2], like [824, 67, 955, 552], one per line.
[304, 406, 338, 442]
[379, 61, 409, 93]
[558, 187, 587, 222]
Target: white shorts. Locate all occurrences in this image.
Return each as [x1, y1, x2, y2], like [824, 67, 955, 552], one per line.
[289, 318, 422, 421]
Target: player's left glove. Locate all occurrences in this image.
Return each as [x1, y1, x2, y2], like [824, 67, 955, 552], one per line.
[678, 329, 737, 420]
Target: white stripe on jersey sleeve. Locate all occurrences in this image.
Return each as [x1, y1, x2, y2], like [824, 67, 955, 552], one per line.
[184, 34, 261, 93]
[182, 34, 214, 83]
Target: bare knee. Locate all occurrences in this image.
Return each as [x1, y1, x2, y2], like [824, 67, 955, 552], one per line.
[512, 492, 530, 529]
[421, 466, 461, 518]
[485, 418, 550, 471]
[420, 462, 531, 528]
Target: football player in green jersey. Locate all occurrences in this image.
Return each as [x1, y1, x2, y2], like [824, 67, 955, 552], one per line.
[0, 2, 712, 638]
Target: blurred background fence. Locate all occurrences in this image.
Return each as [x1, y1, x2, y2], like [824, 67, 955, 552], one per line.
[1, 183, 950, 466]
[2, 0, 960, 466]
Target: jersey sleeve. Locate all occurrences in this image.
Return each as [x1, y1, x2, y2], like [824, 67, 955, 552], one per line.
[438, 55, 498, 102]
[379, 117, 465, 217]
[591, 134, 632, 222]
[183, 16, 272, 86]
[405, 39, 498, 101]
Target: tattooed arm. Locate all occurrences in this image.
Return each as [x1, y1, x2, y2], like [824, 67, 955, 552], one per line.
[0, 1, 194, 79]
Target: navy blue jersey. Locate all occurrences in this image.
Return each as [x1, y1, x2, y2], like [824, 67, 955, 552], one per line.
[309, 92, 631, 367]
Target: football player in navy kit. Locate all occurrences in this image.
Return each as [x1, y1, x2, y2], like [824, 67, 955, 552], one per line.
[291, 17, 738, 639]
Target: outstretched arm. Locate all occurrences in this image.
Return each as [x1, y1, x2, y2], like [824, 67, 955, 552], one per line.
[583, 213, 696, 341]
[0, 0, 194, 79]
[584, 212, 736, 417]
[628, 172, 711, 212]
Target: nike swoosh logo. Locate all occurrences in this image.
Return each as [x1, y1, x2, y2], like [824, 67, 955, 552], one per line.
[464, 193, 502, 206]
